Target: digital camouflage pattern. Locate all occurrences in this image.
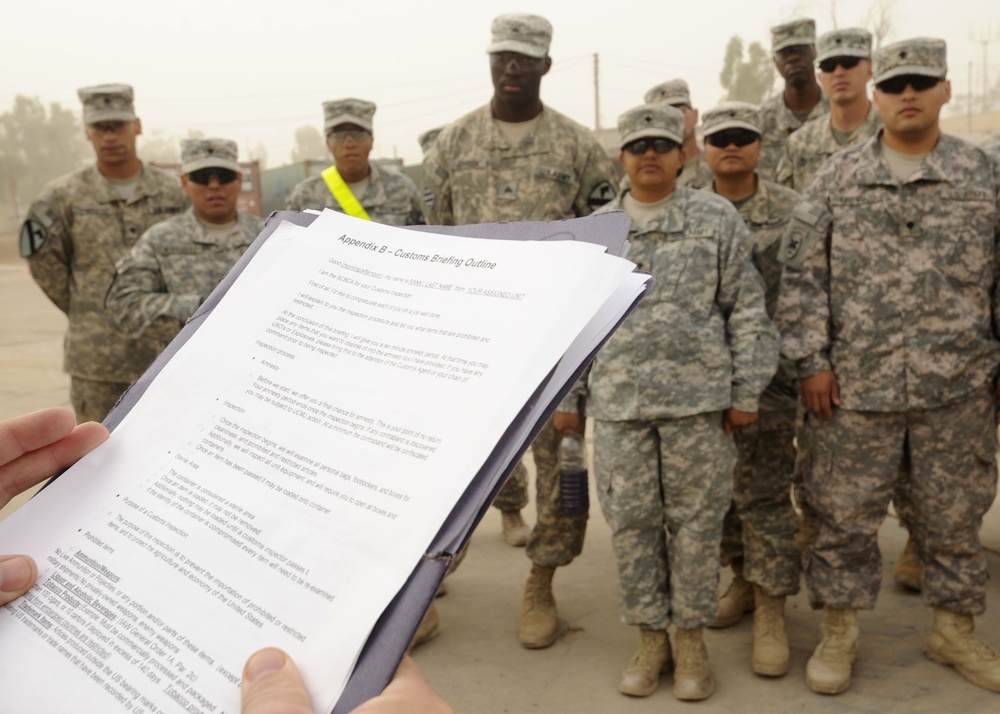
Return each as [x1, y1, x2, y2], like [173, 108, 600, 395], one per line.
[757, 93, 830, 182]
[486, 13, 552, 58]
[106, 208, 264, 339]
[873, 37, 947, 84]
[803, 387, 996, 615]
[643, 78, 692, 107]
[323, 98, 376, 133]
[777, 106, 881, 189]
[286, 161, 424, 226]
[180, 137, 240, 173]
[711, 178, 801, 594]
[776, 132, 1000, 411]
[701, 101, 762, 136]
[21, 164, 187, 384]
[593, 414, 735, 628]
[986, 140, 1000, 162]
[77, 83, 135, 124]
[770, 18, 817, 53]
[420, 104, 616, 225]
[583, 187, 778, 421]
[815, 27, 872, 63]
[678, 154, 714, 190]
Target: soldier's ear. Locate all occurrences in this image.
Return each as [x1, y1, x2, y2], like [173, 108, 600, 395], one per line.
[541, 56, 552, 76]
[134, 118, 143, 137]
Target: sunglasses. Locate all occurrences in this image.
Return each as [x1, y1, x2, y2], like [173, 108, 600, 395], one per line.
[623, 138, 678, 155]
[705, 129, 759, 148]
[875, 74, 941, 94]
[187, 167, 239, 185]
[818, 55, 863, 73]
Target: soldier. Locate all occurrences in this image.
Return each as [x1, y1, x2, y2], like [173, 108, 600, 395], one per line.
[700, 102, 801, 677]
[776, 38, 1000, 695]
[286, 99, 423, 226]
[106, 139, 264, 343]
[758, 18, 829, 181]
[643, 79, 713, 189]
[556, 103, 776, 699]
[421, 13, 616, 650]
[19, 84, 187, 423]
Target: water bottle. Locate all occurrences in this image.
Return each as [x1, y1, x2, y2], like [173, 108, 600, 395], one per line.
[558, 433, 589, 517]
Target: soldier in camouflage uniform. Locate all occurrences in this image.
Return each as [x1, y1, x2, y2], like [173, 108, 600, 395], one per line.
[557, 103, 777, 700]
[776, 38, 1000, 695]
[107, 139, 264, 342]
[698, 103, 800, 678]
[643, 79, 714, 189]
[758, 19, 829, 182]
[418, 127, 443, 157]
[19, 84, 187, 423]
[286, 99, 423, 226]
[420, 13, 616, 651]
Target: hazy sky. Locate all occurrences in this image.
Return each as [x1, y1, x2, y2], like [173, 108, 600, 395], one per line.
[3, 0, 998, 168]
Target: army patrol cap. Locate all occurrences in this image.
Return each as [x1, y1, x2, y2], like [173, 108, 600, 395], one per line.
[486, 13, 552, 58]
[618, 103, 684, 148]
[771, 18, 817, 53]
[77, 83, 136, 124]
[643, 79, 692, 108]
[323, 98, 376, 133]
[181, 138, 241, 174]
[701, 102, 762, 137]
[873, 38, 948, 84]
[817, 28, 873, 62]
[418, 127, 443, 155]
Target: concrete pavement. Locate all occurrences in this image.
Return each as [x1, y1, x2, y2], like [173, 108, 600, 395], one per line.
[2, 238, 999, 712]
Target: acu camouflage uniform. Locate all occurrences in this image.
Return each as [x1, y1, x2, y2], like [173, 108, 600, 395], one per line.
[711, 177, 803, 597]
[285, 161, 424, 226]
[777, 106, 881, 189]
[776, 131, 1000, 615]
[21, 164, 187, 421]
[421, 102, 616, 567]
[106, 208, 264, 339]
[757, 94, 829, 183]
[582, 185, 778, 628]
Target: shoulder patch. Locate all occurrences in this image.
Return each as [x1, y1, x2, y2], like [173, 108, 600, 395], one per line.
[19, 201, 60, 257]
[425, 160, 448, 188]
[780, 201, 830, 269]
[587, 181, 615, 210]
[422, 187, 436, 209]
[535, 166, 574, 184]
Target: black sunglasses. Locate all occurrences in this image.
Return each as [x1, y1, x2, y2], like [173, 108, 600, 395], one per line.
[875, 74, 941, 95]
[187, 167, 239, 185]
[818, 55, 863, 73]
[705, 129, 759, 148]
[623, 138, 678, 155]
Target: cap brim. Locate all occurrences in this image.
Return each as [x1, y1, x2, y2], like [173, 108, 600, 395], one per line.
[875, 65, 947, 84]
[486, 40, 547, 58]
[324, 115, 374, 133]
[84, 110, 135, 124]
[182, 158, 241, 174]
[773, 37, 815, 52]
[817, 48, 870, 62]
[703, 120, 760, 137]
[620, 128, 683, 148]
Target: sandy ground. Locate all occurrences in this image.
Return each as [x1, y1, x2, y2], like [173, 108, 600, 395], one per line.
[2, 234, 999, 712]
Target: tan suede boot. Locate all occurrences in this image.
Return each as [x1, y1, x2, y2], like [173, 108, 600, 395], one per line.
[711, 566, 754, 629]
[519, 564, 558, 648]
[408, 602, 440, 652]
[806, 608, 859, 694]
[673, 627, 715, 700]
[619, 628, 672, 697]
[925, 608, 1000, 692]
[501, 509, 530, 546]
[752, 586, 790, 677]
[893, 533, 923, 592]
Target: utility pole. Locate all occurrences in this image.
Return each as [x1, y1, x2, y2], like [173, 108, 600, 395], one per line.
[971, 29, 996, 114]
[593, 52, 601, 132]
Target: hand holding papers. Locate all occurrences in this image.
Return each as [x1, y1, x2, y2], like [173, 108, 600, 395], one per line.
[0, 209, 649, 713]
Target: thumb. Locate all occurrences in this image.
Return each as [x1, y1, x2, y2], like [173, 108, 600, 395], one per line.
[830, 376, 842, 407]
[0, 555, 37, 607]
[242, 648, 314, 714]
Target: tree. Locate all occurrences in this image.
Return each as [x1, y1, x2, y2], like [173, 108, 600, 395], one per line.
[719, 36, 775, 104]
[138, 128, 182, 164]
[0, 95, 90, 215]
[290, 125, 327, 163]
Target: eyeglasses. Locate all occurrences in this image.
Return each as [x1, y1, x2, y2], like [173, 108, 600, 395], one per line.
[705, 129, 760, 148]
[490, 51, 545, 67]
[328, 129, 372, 144]
[875, 74, 941, 94]
[818, 55, 863, 73]
[623, 138, 679, 155]
[187, 167, 239, 185]
[89, 121, 129, 135]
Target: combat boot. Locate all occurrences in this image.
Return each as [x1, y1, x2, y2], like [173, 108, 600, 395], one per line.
[618, 628, 671, 697]
[408, 602, 439, 652]
[519, 564, 558, 648]
[925, 608, 1000, 692]
[893, 533, 923, 592]
[806, 608, 858, 694]
[501, 509, 530, 547]
[673, 627, 715, 700]
[752, 586, 789, 677]
[712, 566, 754, 628]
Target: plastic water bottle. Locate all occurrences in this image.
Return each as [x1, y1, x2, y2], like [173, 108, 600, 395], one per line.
[558, 433, 589, 517]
